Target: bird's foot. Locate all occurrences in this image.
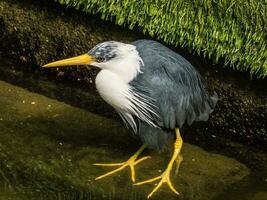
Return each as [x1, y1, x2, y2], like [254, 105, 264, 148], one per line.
[93, 145, 149, 182]
[134, 164, 179, 199]
[134, 128, 182, 199]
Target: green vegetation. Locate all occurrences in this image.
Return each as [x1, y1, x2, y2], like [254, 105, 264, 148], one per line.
[56, 0, 267, 78]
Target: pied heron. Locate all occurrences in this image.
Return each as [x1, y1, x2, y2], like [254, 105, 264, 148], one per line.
[43, 40, 218, 198]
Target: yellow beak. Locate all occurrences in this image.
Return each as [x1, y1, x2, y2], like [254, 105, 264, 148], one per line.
[42, 54, 94, 68]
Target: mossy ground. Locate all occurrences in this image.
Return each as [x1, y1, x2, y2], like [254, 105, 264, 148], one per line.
[0, 80, 250, 200]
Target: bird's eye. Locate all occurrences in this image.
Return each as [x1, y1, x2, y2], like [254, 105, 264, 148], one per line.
[96, 57, 105, 62]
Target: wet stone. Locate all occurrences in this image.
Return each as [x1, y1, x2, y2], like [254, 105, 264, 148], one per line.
[252, 192, 267, 200]
[0, 80, 250, 200]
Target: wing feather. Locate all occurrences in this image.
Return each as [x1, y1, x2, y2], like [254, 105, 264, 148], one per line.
[130, 40, 218, 130]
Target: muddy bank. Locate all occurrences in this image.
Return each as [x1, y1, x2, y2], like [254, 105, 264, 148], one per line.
[0, 0, 266, 150]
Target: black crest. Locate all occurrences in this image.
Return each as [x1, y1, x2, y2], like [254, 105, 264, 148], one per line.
[89, 41, 118, 62]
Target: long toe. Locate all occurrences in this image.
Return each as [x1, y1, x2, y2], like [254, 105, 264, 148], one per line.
[94, 155, 150, 182]
[135, 169, 179, 199]
[94, 145, 149, 182]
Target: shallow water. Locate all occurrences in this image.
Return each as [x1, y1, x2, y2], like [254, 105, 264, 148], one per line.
[214, 155, 267, 200]
[216, 175, 267, 200]
[185, 126, 267, 200]
[1, 126, 266, 200]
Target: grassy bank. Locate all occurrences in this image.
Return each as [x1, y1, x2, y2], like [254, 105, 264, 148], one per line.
[56, 0, 267, 78]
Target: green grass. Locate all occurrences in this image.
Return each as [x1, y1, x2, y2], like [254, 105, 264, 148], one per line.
[56, 0, 266, 78]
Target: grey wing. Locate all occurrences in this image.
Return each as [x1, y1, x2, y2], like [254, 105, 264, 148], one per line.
[131, 40, 218, 129]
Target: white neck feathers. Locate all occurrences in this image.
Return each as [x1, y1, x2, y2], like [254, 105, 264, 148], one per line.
[95, 44, 157, 133]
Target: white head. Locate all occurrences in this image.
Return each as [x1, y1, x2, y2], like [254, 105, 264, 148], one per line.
[42, 41, 143, 82]
[89, 41, 143, 82]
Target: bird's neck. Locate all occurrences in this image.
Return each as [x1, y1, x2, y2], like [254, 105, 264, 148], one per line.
[95, 49, 143, 110]
[95, 70, 131, 111]
[101, 49, 143, 83]
[95, 49, 157, 132]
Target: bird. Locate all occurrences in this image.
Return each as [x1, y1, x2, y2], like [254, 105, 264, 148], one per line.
[43, 39, 218, 198]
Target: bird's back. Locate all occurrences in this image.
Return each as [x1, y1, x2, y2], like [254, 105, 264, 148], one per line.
[130, 40, 217, 149]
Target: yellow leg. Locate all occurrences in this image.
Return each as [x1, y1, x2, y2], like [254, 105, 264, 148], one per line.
[94, 144, 150, 182]
[134, 128, 183, 199]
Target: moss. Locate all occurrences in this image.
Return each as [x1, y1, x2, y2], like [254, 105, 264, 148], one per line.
[0, 80, 250, 200]
[55, 0, 267, 78]
[0, 0, 140, 84]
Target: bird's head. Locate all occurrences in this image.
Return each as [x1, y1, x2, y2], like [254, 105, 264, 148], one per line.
[43, 41, 142, 82]
[43, 41, 139, 69]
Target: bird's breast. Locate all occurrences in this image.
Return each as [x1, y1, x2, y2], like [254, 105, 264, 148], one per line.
[95, 70, 132, 111]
